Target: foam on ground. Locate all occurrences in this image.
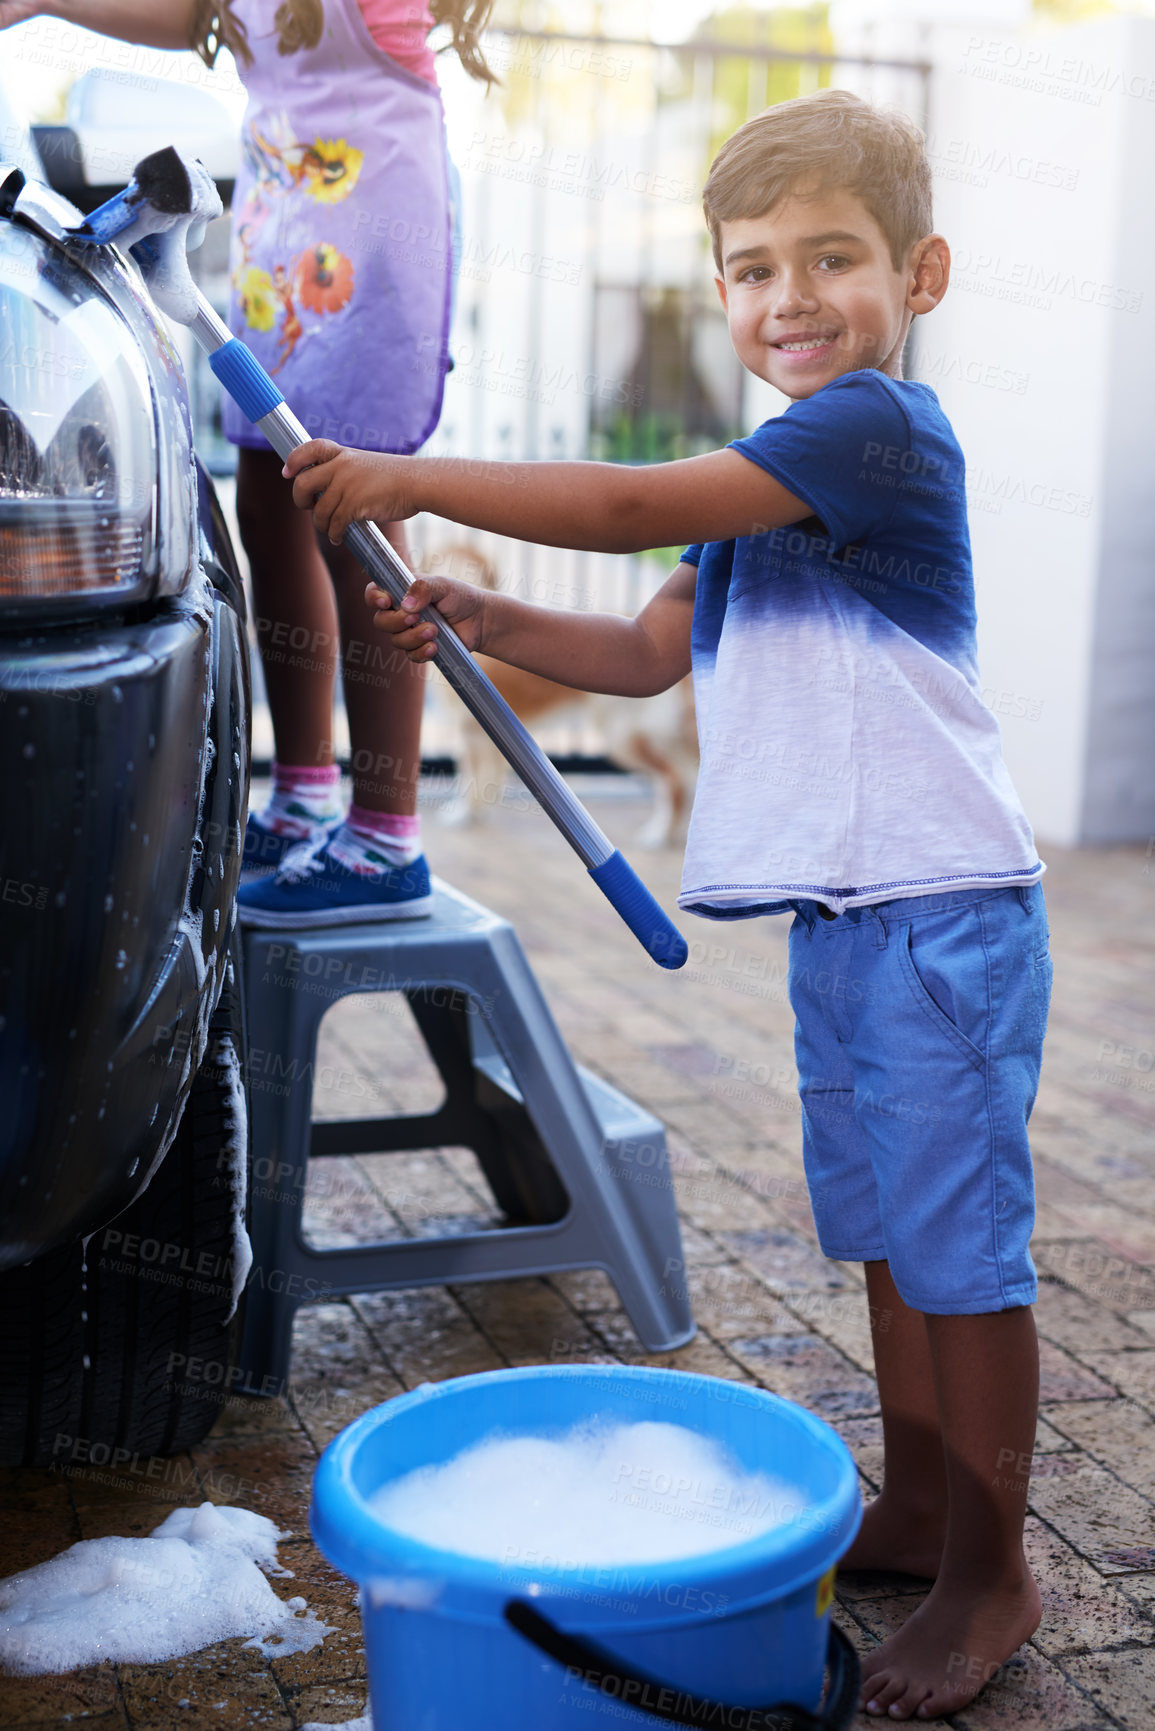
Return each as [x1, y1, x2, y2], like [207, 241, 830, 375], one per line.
[369, 1419, 807, 1564]
[0, 1502, 333, 1675]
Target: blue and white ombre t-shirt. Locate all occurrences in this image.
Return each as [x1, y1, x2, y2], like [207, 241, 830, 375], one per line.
[679, 369, 1043, 919]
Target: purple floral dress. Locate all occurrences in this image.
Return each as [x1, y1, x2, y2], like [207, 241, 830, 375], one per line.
[223, 0, 451, 453]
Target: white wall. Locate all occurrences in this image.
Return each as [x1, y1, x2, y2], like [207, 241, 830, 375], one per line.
[1082, 33, 1155, 841]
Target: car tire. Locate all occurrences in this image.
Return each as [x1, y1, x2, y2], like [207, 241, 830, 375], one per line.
[0, 964, 249, 1470]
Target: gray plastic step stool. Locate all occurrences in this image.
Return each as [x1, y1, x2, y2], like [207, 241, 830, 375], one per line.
[238, 878, 695, 1387]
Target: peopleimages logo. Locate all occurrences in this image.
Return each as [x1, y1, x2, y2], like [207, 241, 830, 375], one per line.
[961, 35, 1155, 106]
[951, 250, 1142, 315]
[0, 338, 90, 382]
[926, 133, 1079, 192]
[966, 468, 1092, 518]
[461, 131, 697, 205]
[7, 16, 244, 96]
[917, 350, 1030, 396]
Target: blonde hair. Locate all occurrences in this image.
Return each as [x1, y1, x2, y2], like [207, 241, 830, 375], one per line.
[190, 0, 498, 84]
[702, 89, 932, 272]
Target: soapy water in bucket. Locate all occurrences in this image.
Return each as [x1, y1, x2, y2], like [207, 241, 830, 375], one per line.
[369, 1420, 808, 1565]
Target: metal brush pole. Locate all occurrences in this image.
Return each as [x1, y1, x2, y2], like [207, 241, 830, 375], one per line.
[188, 298, 687, 968]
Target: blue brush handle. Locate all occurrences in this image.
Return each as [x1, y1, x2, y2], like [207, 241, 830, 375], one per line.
[208, 337, 285, 423]
[75, 184, 143, 242]
[589, 852, 688, 970]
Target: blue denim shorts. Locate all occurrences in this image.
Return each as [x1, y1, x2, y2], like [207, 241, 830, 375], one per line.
[786, 882, 1052, 1314]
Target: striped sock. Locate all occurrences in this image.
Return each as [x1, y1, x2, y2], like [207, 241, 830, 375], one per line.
[328, 806, 423, 875]
[258, 762, 342, 837]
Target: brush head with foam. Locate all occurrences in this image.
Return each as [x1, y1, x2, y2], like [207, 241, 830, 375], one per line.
[70, 149, 222, 326]
[129, 146, 195, 217]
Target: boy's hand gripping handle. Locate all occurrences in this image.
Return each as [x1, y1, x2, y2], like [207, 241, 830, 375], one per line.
[195, 304, 688, 970]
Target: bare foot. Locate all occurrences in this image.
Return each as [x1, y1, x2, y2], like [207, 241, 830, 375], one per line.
[838, 1493, 946, 1579]
[858, 1567, 1041, 1719]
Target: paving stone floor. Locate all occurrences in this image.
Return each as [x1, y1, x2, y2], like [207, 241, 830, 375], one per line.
[2, 788, 1153, 1729]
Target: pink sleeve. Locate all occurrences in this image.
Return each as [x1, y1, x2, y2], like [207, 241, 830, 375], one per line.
[355, 0, 438, 84]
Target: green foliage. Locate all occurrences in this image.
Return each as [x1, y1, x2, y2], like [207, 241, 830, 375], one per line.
[590, 411, 741, 466]
[488, 3, 834, 164]
[681, 5, 834, 168]
[1032, 0, 1116, 16]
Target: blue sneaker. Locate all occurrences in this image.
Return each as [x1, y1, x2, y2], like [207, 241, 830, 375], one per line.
[236, 836, 433, 927]
[240, 811, 340, 882]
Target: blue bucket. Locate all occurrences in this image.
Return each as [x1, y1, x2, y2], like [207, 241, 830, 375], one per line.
[310, 1364, 862, 1730]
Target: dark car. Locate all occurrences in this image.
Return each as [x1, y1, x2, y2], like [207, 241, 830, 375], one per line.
[0, 143, 251, 1466]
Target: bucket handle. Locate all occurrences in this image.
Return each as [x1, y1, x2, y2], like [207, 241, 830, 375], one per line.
[503, 1598, 860, 1731]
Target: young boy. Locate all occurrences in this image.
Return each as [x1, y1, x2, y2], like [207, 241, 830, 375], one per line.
[272, 88, 1053, 1721]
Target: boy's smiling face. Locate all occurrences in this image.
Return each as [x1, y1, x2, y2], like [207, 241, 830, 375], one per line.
[715, 187, 949, 400]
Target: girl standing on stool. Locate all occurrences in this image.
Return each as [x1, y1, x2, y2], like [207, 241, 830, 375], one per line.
[214, 0, 496, 927]
[0, 0, 495, 925]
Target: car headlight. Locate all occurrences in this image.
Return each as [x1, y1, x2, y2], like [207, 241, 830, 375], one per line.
[0, 221, 157, 614]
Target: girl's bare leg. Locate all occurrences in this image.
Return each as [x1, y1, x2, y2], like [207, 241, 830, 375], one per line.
[236, 446, 339, 768]
[236, 448, 424, 817]
[322, 524, 425, 817]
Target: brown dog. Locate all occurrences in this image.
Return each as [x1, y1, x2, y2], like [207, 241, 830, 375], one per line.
[422, 544, 699, 848]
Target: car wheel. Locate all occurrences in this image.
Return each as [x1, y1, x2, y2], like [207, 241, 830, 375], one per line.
[0, 965, 249, 1470]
